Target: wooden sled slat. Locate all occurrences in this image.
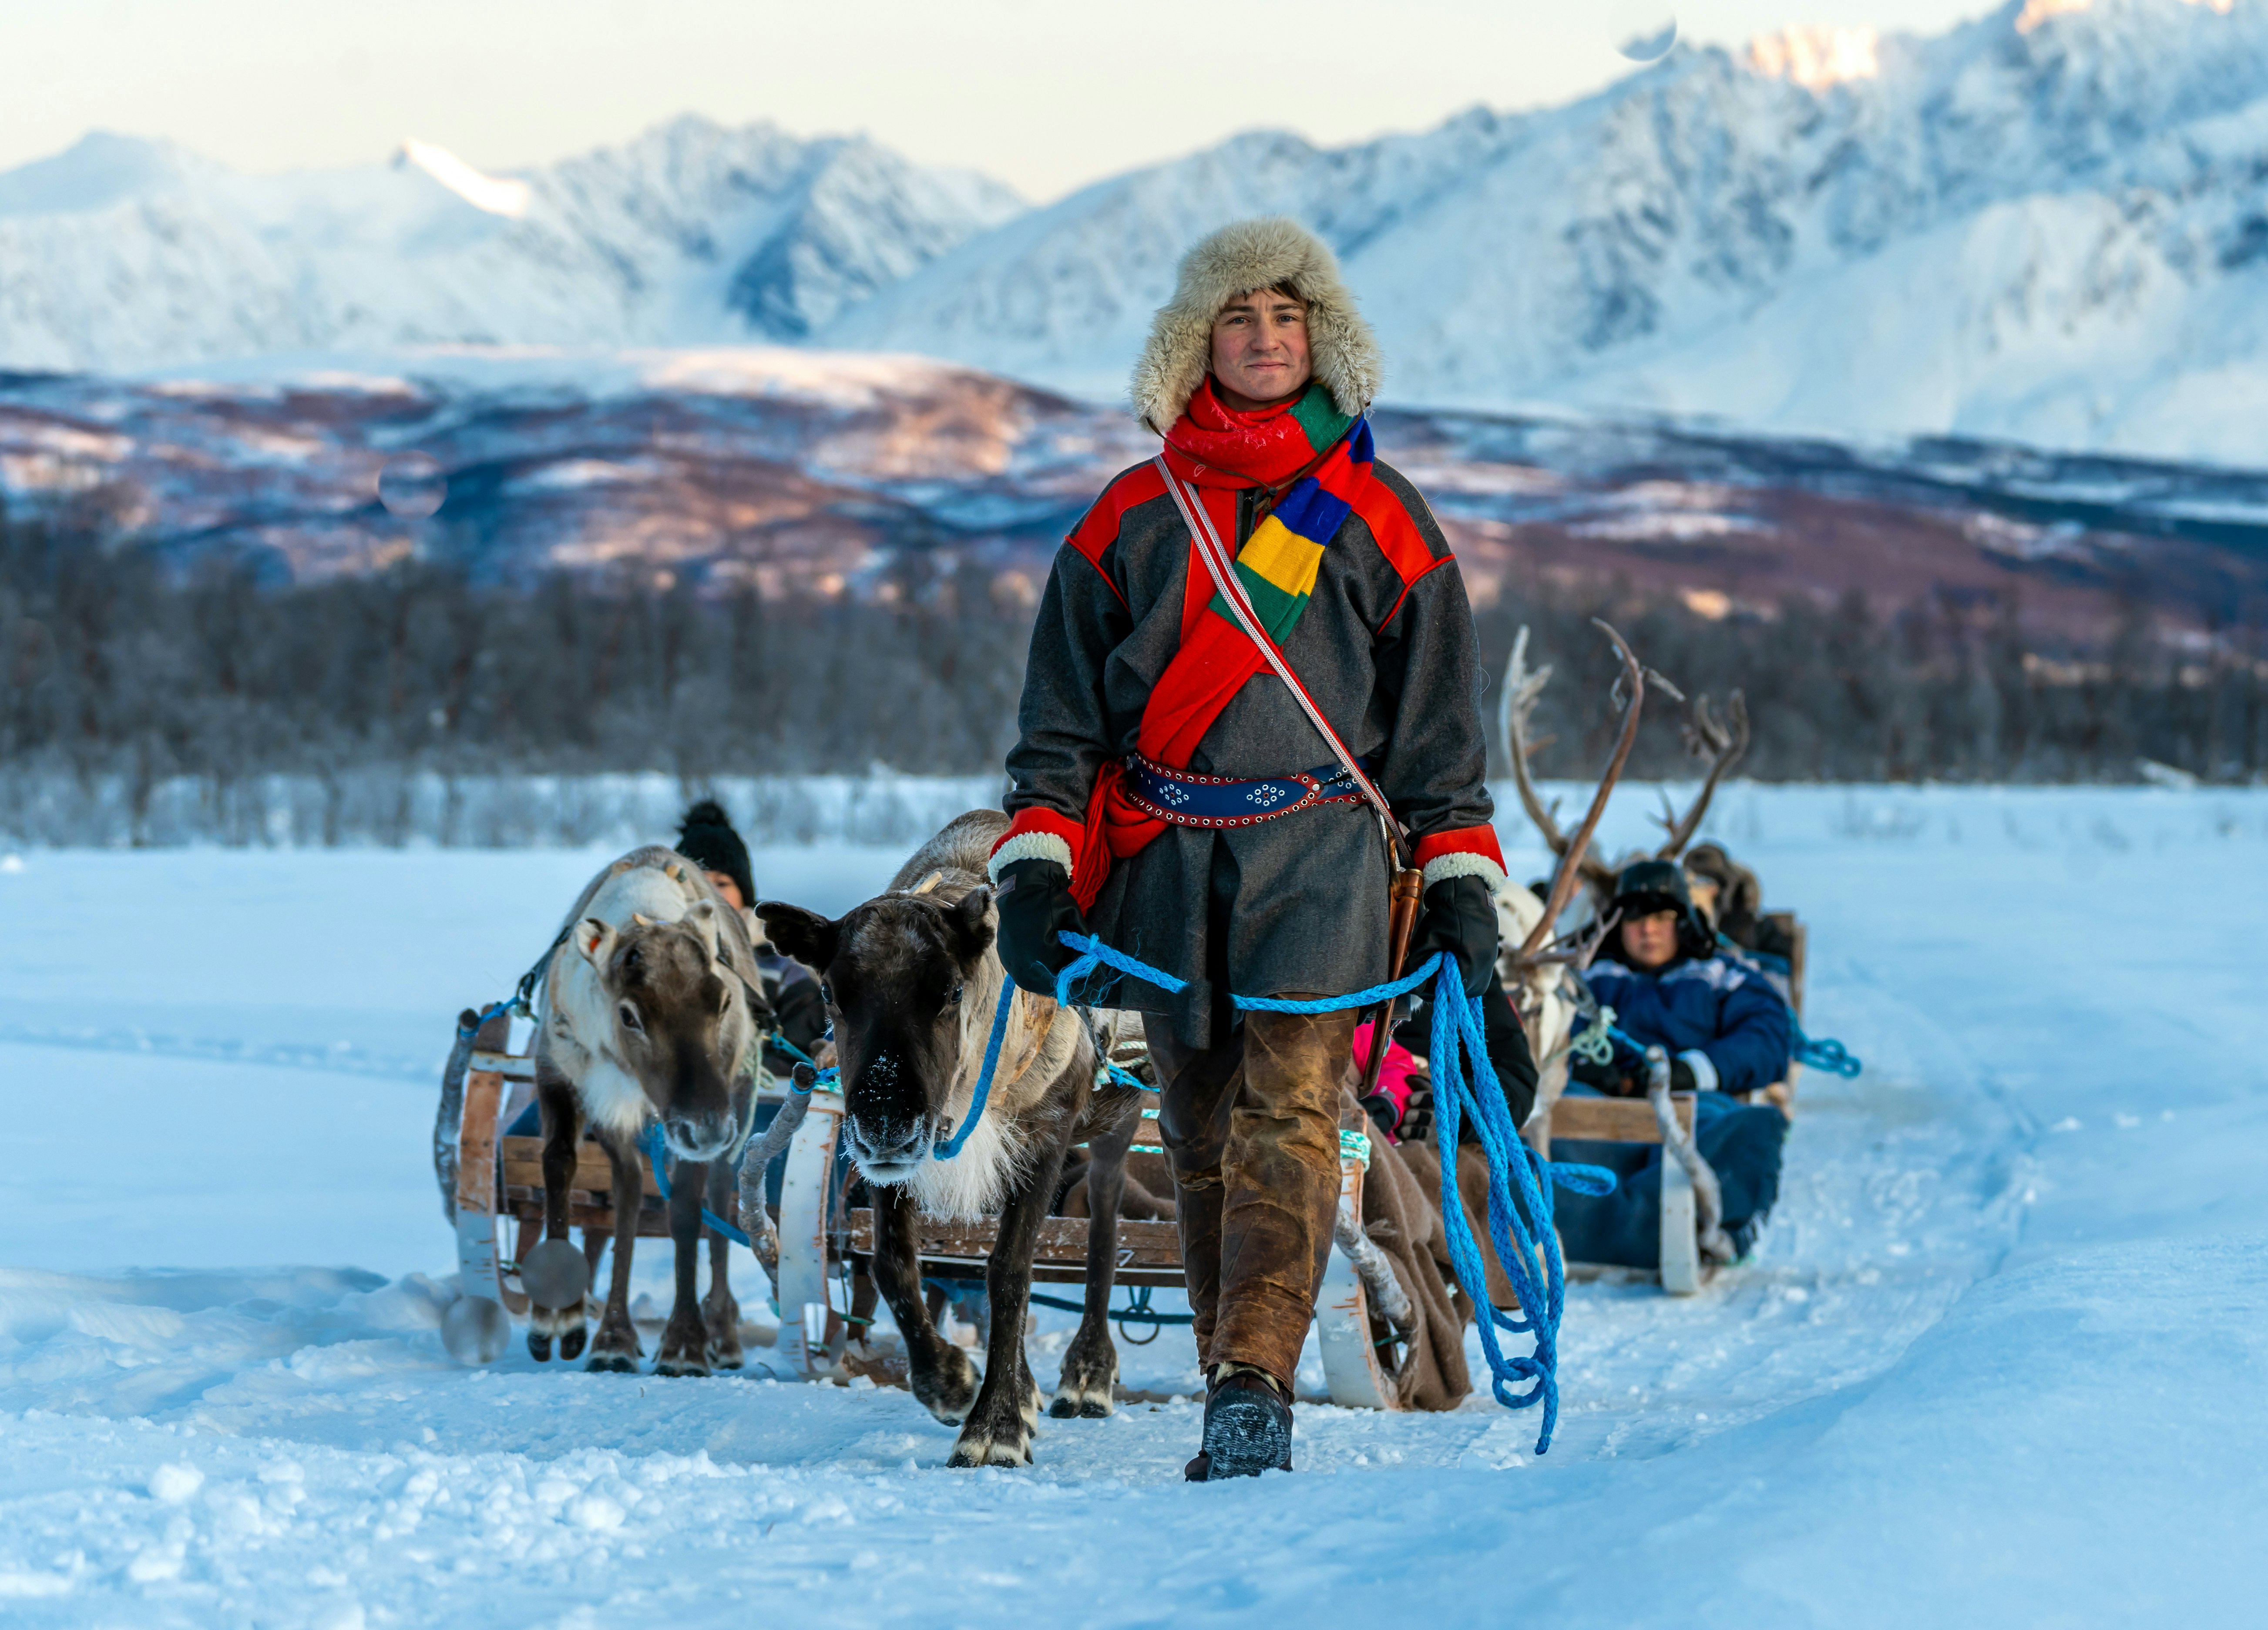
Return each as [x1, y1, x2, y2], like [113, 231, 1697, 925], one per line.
[846, 1210, 1186, 1278]
[1549, 1092, 1694, 1145]
[498, 1135, 664, 1199]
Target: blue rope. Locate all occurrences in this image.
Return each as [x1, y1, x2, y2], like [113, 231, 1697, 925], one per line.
[1793, 1024, 1863, 1078]
[931, 979, 1016, 1161]
[1100, 1061, 1154, 1094]
[456, 997, 517, 1040]
[1038, 932, 1612, 1455]
[639, 1122, 753, 1248]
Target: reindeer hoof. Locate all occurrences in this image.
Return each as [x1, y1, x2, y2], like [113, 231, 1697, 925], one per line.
[654, 1355, 712, 1378]
[706, 1344, 745, 1371]
[913, 1346, 980, 1426]
[584, 1351, 640, 1374]
[527, 1331, 553, 1363]
[1050, 1384, 1115, 1419]
[557, 1325, 588, 1362]
[946, 1428, 1032, 1469]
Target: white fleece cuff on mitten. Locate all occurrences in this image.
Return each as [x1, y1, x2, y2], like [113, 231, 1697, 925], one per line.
[1420, 850, 1509, 892]
[987, 831, 1074, 887]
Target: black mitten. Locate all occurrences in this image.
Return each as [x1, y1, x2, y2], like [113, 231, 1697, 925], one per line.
[1407, 873, 1500, 998]
[992, 858, 1087, 997]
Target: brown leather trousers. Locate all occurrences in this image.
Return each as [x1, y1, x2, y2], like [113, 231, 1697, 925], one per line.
[1145, 1001, 1356, 1391]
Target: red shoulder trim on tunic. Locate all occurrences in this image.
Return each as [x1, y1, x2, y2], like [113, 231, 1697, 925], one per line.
[1351, 480, 1449, 630]
[1064, 463, 1168, 608]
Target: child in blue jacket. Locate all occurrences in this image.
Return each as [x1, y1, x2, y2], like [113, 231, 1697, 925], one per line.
[1555, 860, 1791, 1265]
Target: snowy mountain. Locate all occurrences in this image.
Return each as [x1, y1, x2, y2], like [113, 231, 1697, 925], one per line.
[0, 118, 1022, 371]
[826, 0, 2268, 462]
[7, 0, 2268, 459]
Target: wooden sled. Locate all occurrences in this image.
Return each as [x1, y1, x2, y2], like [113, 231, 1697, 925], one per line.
[1538, 910, 1807, 1294]
[445, 1008, 729, 1325]
[444, 1021, 1402, 1406]
[780, 1085, 1408, 1409]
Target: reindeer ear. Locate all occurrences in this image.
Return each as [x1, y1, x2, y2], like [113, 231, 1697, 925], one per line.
[946, 886, 996, 961]
[576, 917, 616, 967]
[755, 902, 838, 973]
[683, 898, 722, 960]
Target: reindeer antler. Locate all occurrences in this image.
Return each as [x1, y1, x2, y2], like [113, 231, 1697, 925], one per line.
[1513, 620, 1647, 961]
[1501, 626, 1622, 896]
[1653, 689, 1750, 860]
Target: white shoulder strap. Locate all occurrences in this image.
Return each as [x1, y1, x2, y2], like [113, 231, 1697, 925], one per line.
[1153, 455, 1405, 844]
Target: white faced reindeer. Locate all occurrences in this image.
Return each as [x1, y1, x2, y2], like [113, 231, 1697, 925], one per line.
[756, 810, 1148, 1468]
[529, 848, 774, 1374]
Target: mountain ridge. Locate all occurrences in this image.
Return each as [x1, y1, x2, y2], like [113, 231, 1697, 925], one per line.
[6, 0, 2268, 460]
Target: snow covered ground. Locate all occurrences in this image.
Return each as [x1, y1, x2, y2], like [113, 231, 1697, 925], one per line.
[2, 785, 2265, 1626]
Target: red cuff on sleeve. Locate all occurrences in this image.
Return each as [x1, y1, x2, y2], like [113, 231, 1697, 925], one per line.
[1412, 825, 1507, 873]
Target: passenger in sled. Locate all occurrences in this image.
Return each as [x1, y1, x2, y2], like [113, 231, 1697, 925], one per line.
[674, 798, 829, 1075]
[1553, 859, 1792, 1267]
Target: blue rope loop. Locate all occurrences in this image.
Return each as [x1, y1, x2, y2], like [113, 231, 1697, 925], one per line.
[457, 997, 517, 1040]
[1793, 1024, 1863, 1078]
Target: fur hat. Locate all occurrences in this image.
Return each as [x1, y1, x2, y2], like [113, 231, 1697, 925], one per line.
[1130, 217, 1384, 434]
[675, 799, 755, 908]
[1611, 859, 1716, 962]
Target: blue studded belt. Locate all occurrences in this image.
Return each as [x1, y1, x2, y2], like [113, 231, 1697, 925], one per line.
[1122, 752, 1374, 829]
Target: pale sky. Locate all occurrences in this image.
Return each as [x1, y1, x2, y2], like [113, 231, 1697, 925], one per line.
[0, 0, 1996, 202]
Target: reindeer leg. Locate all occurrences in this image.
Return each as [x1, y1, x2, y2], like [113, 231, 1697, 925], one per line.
[1053, 1110, 1136, 1418]
[528, 1071, 585, 1362]
[701, 1160, 743, 1370]
[869, 1184, 978, 1426]
[585, 1131, 645, 1373]
[950, 1135, 1070, 1468]
[656, 1158, 713, 1377]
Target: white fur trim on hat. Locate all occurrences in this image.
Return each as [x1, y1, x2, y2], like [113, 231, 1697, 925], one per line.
[1421, 850, 1509, 893]
[987, 831, 1074, 886]
[1131, 217, 1384, 433]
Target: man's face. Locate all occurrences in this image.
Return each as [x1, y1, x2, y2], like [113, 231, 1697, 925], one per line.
[1210, 286, 1312, 408]
[1620, 908, 1681, 970]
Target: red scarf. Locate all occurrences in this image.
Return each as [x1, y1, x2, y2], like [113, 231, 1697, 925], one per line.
[1060, 380, 1371, 907]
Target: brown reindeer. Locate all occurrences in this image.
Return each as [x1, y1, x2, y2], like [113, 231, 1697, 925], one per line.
[756, 810, 1146, 1467]
[528, 847, 775, 1374]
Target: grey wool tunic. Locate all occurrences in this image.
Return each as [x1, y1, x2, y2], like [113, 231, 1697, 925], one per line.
[998, 455, 1500, 1049]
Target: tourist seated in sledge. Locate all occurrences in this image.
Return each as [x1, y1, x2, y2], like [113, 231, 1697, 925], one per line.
[1552, 860, 1792, 1266]
[675, 799, 829, 1073]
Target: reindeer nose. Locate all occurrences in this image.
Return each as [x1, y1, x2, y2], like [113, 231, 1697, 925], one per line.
[664, 1114, 731, 1159]
[848, 1117, 922, 1166]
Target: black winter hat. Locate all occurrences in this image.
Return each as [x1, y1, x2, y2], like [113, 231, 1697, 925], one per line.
[676, 799, 755, 908]
[1610, 859, 1714, 960]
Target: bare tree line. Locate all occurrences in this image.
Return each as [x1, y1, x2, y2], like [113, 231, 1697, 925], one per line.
[3, 496, 2263, 847]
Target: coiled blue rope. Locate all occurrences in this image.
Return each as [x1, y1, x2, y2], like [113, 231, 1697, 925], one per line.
[1793, 1024, 1863, 1078]
[1041, 931, 1610, 1455]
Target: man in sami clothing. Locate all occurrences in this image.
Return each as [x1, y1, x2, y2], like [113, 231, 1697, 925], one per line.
[985, 218, 1506, 1479]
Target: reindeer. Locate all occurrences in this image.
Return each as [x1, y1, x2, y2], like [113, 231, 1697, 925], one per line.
[756, 809, 1147, 1468]
[1494, 621, 1754, 1134]
[1490, 621, 1650, 1134]
[528, 848, 776, 1374]
[1498, 623, 1751, 917]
